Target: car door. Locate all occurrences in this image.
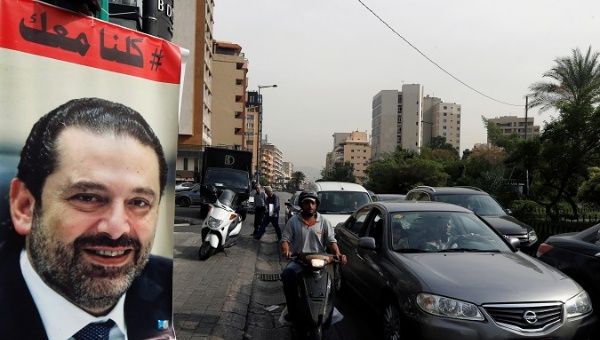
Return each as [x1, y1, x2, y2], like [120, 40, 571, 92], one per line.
[337, 206, 372, 295]
[355, 208, 390, 309]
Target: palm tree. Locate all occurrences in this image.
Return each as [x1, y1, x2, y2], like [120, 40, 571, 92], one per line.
[290, 171, 306, 190]
[529, 47, 600, 111]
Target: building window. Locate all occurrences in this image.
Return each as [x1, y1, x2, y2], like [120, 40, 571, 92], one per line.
[236, 62, 244, 69]
[183, 158, 188, 170]
[236, 79, 243, 85]
[443, 106, 447, 109]
[443, 112, 447, 116]
[235, 95, 243, 102]
[443, 126, 447, 129]
[234, 111, 243, 118]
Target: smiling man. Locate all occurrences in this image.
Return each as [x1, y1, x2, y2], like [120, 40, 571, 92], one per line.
[1, 98, 174, 339]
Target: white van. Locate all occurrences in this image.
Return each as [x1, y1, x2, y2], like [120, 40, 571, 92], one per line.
[306, 181, 372, 227]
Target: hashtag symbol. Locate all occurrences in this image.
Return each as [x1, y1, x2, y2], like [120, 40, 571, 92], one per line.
[150, 48, 163, 71]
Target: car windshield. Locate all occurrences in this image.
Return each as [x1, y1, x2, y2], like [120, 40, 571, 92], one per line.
[434, 194, 506, 216]
[390, 211, 511, 253]
[204, 168, 249, 190]
[317, 191, 371, 214]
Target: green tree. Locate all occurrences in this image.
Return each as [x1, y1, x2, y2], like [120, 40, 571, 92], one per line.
[321, 161, 356, 183]
[483, 116, 521, 154]
[527, 47, 600, 218]
[578, 167, 600, 207]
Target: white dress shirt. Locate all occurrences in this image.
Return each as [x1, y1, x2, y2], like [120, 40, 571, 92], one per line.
[20, 250, 128, 340]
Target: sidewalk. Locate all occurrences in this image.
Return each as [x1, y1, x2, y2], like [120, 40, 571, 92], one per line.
[243, 229, 291, 339]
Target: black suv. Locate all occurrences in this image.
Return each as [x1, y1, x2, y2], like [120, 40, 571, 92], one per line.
[405, 186, 538, 250]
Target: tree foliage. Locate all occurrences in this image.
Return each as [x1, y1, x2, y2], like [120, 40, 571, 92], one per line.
[321, 162, 356, 183]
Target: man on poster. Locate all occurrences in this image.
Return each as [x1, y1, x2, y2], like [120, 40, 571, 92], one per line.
[0, 98, 174, 339]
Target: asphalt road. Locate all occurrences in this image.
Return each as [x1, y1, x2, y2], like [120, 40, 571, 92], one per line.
[173, 192, 377, 339]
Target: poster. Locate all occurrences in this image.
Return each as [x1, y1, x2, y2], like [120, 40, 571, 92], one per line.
[0, 0, 181, 338]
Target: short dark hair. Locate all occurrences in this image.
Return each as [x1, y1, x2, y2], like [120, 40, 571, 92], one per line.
[17, 98, 168, 202]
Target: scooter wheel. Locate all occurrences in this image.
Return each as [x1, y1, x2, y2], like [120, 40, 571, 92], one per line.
[198, 241, 215, 260]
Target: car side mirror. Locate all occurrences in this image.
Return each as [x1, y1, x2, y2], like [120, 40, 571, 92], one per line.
[504, 208, 512, 215]
[358, 236, 377, 250]
[508, 237, 521, 250]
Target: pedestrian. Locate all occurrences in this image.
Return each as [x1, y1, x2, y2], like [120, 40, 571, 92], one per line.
[252, 184, 267, 237]
[279, 191, 347, 323]
[1, 98, 174, 339]
[254, 186, 282, 240]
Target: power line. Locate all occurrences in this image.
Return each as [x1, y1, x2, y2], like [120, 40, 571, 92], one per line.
[356, 0, 524, 107]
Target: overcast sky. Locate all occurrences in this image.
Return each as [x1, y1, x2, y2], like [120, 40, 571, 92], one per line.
[213, 0, 600, 180]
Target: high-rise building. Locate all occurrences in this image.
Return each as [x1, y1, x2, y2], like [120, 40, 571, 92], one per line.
[211, 41, 248, 149]
[261, 142, 284, 187]
[487, 116, 540, 141]
[282, 161, 293, 183]
[173, 0, 214, 181]
[372, 85, 461, 158]
[432, 102, 461, 151]
[325, 131, 371, 184]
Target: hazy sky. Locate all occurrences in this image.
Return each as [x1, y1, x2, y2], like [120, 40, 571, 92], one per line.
[213, 0, 600, 180]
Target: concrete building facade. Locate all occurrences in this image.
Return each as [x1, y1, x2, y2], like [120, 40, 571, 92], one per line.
[487, 116, 541, 141]
[211, 41, 248, 149]
[173, 0, 214, 181]
[432, 102, 461, 151]
[261, 143, 284, 187]
[325, 131, 371, 184]
[372, 85, 462, 159]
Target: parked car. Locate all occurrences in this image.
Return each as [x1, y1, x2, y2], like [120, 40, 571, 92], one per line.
[373, 193, 406, 202]
[284, 190, 302, 223]
[336, 201, 596, 339]
[537, 223, 600, 315]
[405, 186, 538, 251]
[175, 184, 202, 207]
[175, 181, 195, 191]
[305, 181, 372, 227]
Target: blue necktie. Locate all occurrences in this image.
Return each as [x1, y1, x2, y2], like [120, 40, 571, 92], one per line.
[73, 319, 115, 340]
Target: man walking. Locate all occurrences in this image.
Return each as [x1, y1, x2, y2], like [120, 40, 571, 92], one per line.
[252, 184, 267, 237]
[254, 186, 282, 241]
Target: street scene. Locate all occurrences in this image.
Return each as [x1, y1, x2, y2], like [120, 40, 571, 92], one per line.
[173, 192, 376, 340]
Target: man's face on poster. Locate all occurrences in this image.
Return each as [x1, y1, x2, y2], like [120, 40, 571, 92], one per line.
[21, 127, 161, 314]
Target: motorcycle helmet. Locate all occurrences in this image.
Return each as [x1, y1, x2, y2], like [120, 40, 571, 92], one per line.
[299, 191, 320, 207]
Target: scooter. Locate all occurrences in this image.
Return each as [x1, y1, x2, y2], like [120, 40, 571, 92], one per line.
[198, 186, 243, 260]
[281, 253, 342, 340]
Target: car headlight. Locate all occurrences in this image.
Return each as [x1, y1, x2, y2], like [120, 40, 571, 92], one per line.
[207, 216, 222, 229]
[565, 291, 593, 318]
[528, 229, 538, 243]
[416, 293, 484, 321]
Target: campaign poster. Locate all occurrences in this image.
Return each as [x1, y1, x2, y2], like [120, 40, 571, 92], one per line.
[0, 0, 181, 337]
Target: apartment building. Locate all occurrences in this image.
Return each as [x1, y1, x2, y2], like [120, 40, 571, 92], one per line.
[173, 0, 214, 181]
[372, 85, 461, 158]
[261, 142, 284, 187]
[325, 131, 372, 184]
[487, 116, 540, 141]
[211, 41, 248, 149]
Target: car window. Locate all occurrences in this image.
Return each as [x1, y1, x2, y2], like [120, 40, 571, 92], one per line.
[435, 194, 505, 216]
[318, 191, 371, 214]
[345, 206, 371, 235]
[390, 211, 512, 253]
[365, 210, 385, 247]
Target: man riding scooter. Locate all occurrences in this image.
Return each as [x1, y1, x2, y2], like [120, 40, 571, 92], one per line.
[280, 191, 348, 326]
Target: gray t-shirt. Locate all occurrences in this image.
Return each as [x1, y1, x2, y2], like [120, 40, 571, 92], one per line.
[281, 213, 336, 254]
[254, 191, 266, 208]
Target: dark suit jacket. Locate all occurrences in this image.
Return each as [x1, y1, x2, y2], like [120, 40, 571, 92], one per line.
[0, 237, 175, 339]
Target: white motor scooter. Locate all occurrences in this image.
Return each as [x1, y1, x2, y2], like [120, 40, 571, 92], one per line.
[198, 186, 243, 260]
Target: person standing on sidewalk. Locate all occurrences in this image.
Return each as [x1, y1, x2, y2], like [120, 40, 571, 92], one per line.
[254, 186, 282, 241]
[279, 191, 347, 322]
[252, 184, 267, 237]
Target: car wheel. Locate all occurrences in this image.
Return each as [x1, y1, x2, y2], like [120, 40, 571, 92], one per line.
[382, 302, 402, 340]
[177, 196, 191, 207]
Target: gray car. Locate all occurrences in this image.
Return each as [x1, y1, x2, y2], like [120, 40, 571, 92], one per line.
[336, 201, 597, 339]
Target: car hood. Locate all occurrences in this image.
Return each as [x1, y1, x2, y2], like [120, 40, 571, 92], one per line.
[480, 215, 530, 235]
[320, 214, 350, 227]
[395, 252, 581, 304]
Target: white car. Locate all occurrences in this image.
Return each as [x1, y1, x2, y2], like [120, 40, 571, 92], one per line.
[175, 182, 195, 192]
[305, 181, 373, 227]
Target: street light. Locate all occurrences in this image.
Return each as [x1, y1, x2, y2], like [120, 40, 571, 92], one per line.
[256, 84, 278, 184]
